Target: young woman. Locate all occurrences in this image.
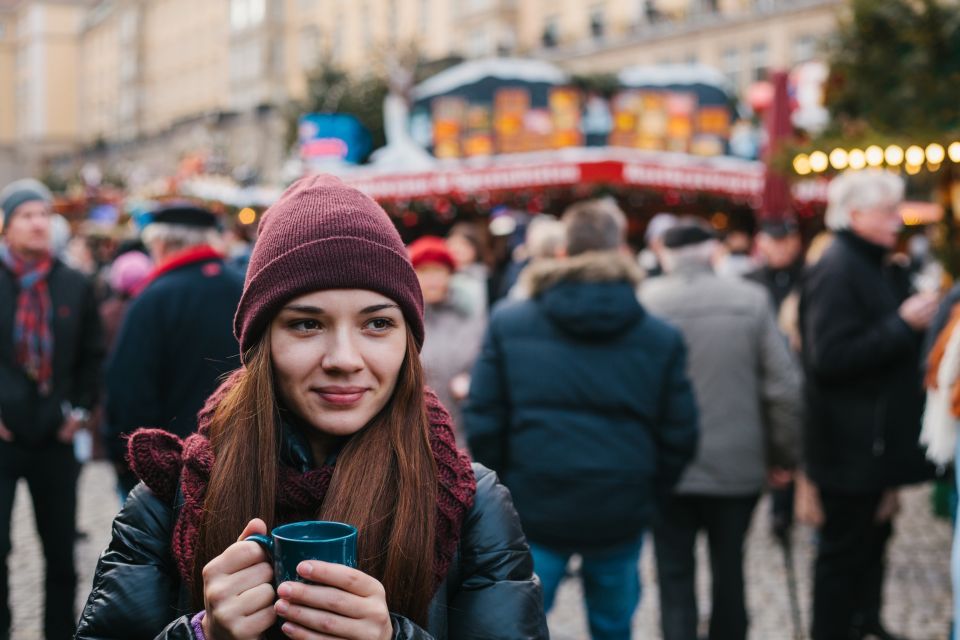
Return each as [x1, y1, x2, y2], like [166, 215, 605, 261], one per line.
[76, 175, 547, 640]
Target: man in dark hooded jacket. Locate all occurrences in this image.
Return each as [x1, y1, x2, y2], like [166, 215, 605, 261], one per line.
[466, 198, 698, 640]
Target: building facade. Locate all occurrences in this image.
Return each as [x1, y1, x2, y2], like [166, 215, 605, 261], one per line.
[0, 0, 845, 186]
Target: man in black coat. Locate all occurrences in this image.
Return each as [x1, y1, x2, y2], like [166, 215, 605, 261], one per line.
[105, 205, 243, 498]
[748, 219, 804, 311]
[0, 179, 104, 640]
[799, 170, 936, 640]
[466, 198, 698, 640]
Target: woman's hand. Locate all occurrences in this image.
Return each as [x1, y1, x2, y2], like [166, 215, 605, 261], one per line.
[275, 561, 392, 640]
[202, 518, 277, 640]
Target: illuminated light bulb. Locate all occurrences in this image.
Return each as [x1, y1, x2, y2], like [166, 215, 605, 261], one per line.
[949, 142, 960, 163]
[238, 207, 256, 225]
[848, 148, 867, 170]
[809, 151, 829, 173]
[829, 148, 849, 170]
[793, 154, 812, 175]
[905, 163, 921, 175]
[926, 143, 946, 164]
[885, 145, 904, 166]
[865, 145, 884, 167]
[905, 145, 925, 166]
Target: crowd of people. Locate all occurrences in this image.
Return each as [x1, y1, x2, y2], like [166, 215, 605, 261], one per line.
[0, 168, 955, 640]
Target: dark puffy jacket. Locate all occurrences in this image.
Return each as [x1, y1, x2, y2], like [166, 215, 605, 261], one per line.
[799, 231, 933, 492]
[465, 251, 699, 551]
[0, 258, 103, 447]
[104, 253, 243, 463]
[76, 463, 547, 639]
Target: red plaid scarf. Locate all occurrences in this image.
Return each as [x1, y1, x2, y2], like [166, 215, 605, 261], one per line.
[1, 244, 54, 395]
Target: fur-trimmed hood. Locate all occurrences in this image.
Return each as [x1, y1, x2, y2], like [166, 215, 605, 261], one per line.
[520, 251, 646, 339]
[520, 250, 644, 298]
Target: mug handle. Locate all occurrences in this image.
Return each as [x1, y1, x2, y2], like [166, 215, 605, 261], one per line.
[244, 534, 274, 558]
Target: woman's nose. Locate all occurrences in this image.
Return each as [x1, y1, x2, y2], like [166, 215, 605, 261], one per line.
[320, 329, 364, 373]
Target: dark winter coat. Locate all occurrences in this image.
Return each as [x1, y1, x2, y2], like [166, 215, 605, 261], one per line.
[104, 254, 243, 463]
[75, 463, 548, 639]
[0, 257, 103, 447]
[799, 231, 933, 492]
[465, 251, 699, 551]
[746, 259, 804, 311]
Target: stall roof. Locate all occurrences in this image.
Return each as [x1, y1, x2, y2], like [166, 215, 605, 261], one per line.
[412, 58, 570, 101]
[619, 63, 735, 94]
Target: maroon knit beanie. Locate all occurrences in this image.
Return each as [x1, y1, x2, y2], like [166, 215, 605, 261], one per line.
[235, 174, 424, 359]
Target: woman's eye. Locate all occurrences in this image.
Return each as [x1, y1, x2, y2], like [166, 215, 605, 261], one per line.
[365, 317, 396, 332]
[290, 319, 321, 332]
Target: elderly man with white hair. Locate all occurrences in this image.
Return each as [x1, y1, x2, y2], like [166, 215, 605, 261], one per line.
[799, 170, 935, 640]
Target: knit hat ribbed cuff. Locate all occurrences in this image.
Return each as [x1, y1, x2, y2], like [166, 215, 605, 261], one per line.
[235, 235, 424, 358]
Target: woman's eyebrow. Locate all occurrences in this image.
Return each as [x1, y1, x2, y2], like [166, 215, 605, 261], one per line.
[360, 303, 401, 314]
[283, 304, 324, 314]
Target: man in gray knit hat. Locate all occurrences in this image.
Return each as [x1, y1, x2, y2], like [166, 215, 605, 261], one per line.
[0, 178, 103, 640]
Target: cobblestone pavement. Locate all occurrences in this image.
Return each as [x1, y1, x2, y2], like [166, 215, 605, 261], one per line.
[5, 461, 955, 639]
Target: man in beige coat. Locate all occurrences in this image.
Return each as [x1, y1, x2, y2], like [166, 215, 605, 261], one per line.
[640, 220, 802, 640]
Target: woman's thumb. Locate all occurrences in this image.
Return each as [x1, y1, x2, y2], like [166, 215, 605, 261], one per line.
[237, 518, 268, 542]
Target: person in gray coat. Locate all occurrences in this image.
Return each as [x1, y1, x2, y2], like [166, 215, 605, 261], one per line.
[640, 221, 802, 640]
[409, 236, 486, 443]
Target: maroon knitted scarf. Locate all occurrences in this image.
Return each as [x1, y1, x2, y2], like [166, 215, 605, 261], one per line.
[127, 370, 477, 594]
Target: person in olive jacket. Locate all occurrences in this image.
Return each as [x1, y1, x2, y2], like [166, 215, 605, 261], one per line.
[466, 198, 699, 640]
[78, 175, 547, 640]
[0, 179, 103, 640]
[105, 204, 244, 498]
[799, 170, 936, 640]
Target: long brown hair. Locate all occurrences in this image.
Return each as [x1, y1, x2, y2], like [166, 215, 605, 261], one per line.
[193, 326, 438, 625]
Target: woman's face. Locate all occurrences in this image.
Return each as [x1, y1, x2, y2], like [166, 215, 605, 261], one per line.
[446, 234, 477, 268]
[416, 263, 452, 305]
[270, 289, 407, 440]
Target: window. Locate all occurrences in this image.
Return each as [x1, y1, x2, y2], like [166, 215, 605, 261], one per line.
[300, 27, 319, 68]
[230, 0, 249, 30]
[542, 15, 558, 48]
[750, 41, 768, 82]
[793, 34, 817, 64]
[249, 0, 265, 26]
[230, 0, 265, 31]
[589, 5, 605, 40]
[469, 28, 489, 57]
[721, 47, 740, 89]
[419, 0, 430, 36]
[119, 9, 136, 41]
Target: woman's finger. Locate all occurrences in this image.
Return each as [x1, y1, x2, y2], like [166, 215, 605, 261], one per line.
[205, 537, 271, 578]
[279, 613, 361, 639]
[235, 581, 277, 615]
[223, 560, 274, 597]
[295, 561, 384, 598]
[237, 518, 268, 542]
[277, 582, 366, 618]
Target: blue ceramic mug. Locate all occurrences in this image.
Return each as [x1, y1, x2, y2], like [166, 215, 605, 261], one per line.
[246, 521, 358, 584]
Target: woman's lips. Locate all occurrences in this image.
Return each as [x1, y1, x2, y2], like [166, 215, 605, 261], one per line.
[313, 387, 367, 406]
